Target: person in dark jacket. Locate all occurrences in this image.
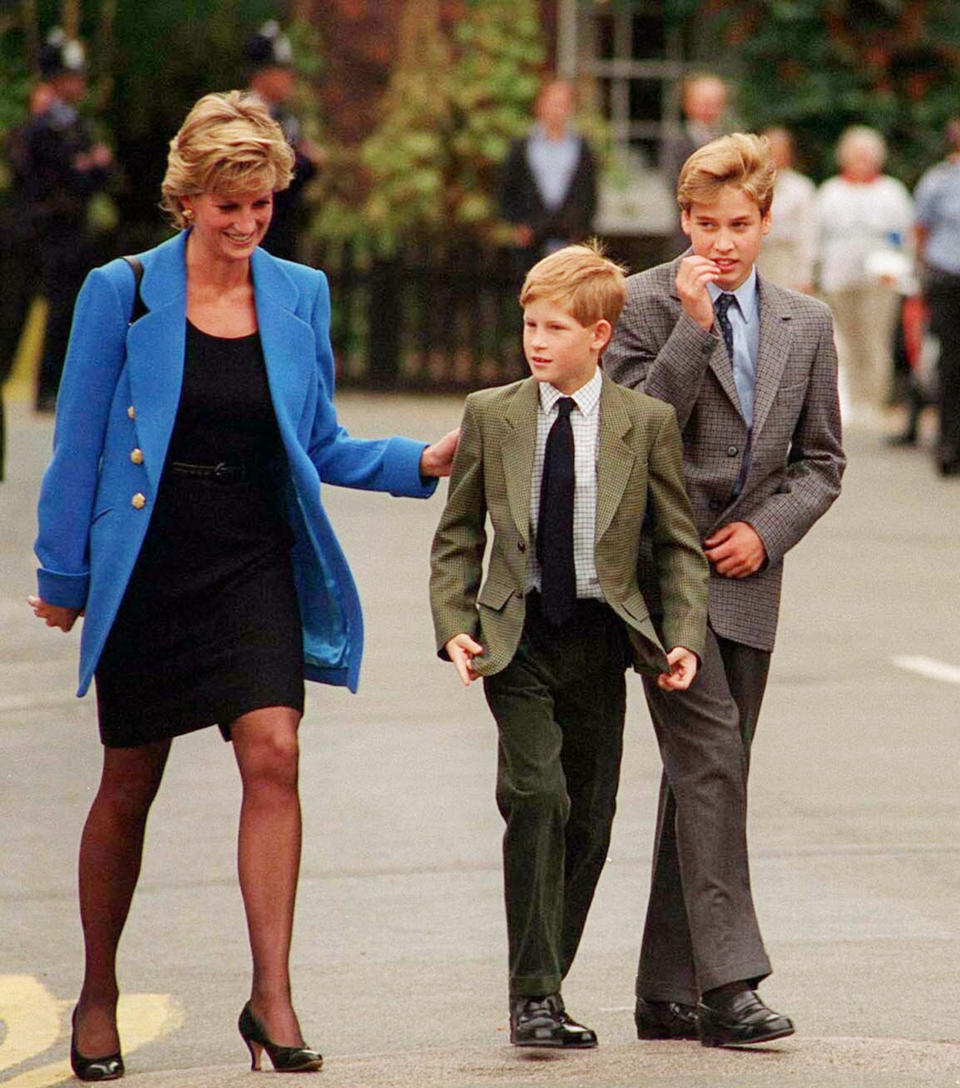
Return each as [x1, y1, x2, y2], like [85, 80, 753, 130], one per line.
[500, 79, 597, 279]
[0, 82, 53, 478]
[23, 29, 114, 412]
[245, 21, 324, 261]
[659, 74, 729, 255]
[914, 114, 960, 475]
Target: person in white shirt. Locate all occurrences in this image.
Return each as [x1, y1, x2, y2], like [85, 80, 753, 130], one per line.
[817, 126, 913, 418]
[756, 127, 817, 294]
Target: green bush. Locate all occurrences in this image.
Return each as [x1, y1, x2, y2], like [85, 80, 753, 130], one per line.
[311, 0, 546, 255]
[671, 0, 960, 186]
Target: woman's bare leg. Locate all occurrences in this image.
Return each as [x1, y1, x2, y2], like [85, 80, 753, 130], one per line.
[75, 739, 170, 1056]
[231, 706, 305, 1046]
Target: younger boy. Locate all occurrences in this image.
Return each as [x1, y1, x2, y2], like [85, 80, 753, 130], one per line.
[605, 133, 844, 1045]
[429, 244, 708, 1047]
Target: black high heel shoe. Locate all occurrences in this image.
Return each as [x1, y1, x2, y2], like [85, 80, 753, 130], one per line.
[70, 1007, 125, 1081]
[238, 1001, 323, 1072]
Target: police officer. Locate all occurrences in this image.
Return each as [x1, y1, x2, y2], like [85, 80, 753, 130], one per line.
[23, 29, 114, 412]
[245, 21, 323, 261]
[0, 83, 53, 478]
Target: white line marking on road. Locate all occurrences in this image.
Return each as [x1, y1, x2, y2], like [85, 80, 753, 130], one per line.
[893, 655, 960, 685]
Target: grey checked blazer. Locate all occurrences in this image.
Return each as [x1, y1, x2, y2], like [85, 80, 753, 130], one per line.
[604, 257, 845, 651]
[429, 372, 709, 678]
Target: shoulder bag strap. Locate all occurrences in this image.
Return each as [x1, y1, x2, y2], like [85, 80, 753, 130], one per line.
[122, 255, 148, 324]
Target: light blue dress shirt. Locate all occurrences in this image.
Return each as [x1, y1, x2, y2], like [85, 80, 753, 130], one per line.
[525, 124, 581, 212]
[914, 159, 960, 276]
[708, 270, 760, 426]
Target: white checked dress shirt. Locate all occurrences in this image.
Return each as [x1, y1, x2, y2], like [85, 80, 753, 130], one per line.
[528, 370, 605, 600]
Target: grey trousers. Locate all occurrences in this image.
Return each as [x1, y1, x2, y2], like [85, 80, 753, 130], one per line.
[638, 626, 772, 1004]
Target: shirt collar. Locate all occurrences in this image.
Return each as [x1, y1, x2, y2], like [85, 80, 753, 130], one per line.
[46, 96, 78, 126]
[539, 368, 602, 417]
[707, 267, 759, 323]
[529, 122, 577, 148]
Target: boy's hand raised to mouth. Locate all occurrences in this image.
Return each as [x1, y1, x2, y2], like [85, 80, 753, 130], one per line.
[676, 255, 721, 330]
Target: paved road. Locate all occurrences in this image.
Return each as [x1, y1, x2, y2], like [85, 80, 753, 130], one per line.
[1, 396, 959, 1087]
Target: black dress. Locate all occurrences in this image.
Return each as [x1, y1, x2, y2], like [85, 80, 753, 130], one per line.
[95, 321, 304, 748]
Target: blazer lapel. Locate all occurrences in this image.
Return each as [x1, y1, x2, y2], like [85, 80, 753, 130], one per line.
[501, 378, 539, 543]
[251, 248, 313, 434]
[595, 374, 636, 543]
[751, 276, 793, 438]
[126, 232, 188, 497]
[124, 236, 314, 496]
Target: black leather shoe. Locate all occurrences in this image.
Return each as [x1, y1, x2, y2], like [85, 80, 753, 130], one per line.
[697, 989, 794, 1047]
[635, 997, 699, 1040]
[510, 993, 597, 1048]
[70, 1007, 124, 1081]
[886, 431, 917, 447]
[238, 1002, 323, 1072]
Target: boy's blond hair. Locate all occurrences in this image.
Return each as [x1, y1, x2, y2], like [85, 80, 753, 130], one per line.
[677, 132, 776, 215]
[520, 242, 628, 328]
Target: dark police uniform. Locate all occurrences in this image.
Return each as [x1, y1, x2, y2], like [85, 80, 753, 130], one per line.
[0, 112, 41, 477]
[23, 33, 113, 411]
[245, 22, 318, 262]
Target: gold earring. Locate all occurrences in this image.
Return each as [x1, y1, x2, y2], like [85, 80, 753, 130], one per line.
[182, 207, 193, 220]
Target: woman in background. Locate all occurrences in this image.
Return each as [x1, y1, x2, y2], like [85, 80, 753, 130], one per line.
[817, 125, 913, 421]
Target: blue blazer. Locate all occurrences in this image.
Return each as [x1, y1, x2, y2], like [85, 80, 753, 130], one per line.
[35, 231, 436, 697]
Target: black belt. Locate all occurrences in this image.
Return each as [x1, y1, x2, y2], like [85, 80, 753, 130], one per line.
[168, 460, 248, 483]
[525, 590, 613, 624]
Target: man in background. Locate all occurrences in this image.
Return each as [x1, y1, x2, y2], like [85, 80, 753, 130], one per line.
[913, 115, 960, 476]
[660, 74, 728, 254]
[22, 29, 113, 412]
[1, 82, 53, 477]
[500, 78, 597, 278]
[245, 21, 324, 262]
[756, 127, 818, 294]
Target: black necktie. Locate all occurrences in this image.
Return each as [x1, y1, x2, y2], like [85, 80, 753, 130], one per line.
[715, 292, 752, 497]
[715, 293, 736, 359]
[537, 397, 576, 626]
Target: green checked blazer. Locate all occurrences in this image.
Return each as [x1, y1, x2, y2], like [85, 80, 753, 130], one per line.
[429, 371, 709, 678]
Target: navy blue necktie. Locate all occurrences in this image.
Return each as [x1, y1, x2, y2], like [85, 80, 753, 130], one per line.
[714, 293, 736, 359]
[537, 397, 576, 626]
[715, 292, 753, 498]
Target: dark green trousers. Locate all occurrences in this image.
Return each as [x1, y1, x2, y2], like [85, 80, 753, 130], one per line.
[483, 594, 630, 998]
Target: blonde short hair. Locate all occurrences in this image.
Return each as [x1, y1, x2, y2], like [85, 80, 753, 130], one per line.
[677, 132, 775, 215]
[520, 242, 627, 328]
[836, 125, 887, 170]
[161, 91, 295, 229]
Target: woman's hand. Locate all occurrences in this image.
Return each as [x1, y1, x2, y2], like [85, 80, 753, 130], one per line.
[420, 428, 460, 478]
[27, 595, 82, 632]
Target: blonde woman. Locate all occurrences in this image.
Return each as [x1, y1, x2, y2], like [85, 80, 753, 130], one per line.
[817, 125, 914, 417]
[30, 91, 456, 1079]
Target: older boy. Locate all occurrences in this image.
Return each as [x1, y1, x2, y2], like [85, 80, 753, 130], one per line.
[430, 244, 708, 1048]
[605, 133, 845, 1046]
